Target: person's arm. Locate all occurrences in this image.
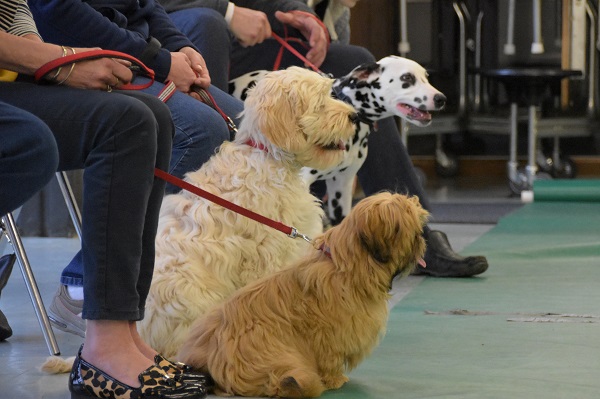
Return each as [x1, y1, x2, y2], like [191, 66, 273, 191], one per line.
[0, 31, 133, 90]
[29, 0, 175, 81]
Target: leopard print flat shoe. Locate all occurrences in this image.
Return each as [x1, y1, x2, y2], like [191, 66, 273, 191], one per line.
[154, 354, 214, 390]
[68, 348, 207, 399]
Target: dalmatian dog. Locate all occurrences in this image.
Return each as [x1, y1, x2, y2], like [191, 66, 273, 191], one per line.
[229, 55, 446, 225]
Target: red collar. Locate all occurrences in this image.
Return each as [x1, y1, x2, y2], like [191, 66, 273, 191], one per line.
[245, 140, 268, 152]
[319, 244, 332, 258]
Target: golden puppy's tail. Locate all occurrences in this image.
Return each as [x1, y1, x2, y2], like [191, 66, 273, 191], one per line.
[40, 356, 75, 374]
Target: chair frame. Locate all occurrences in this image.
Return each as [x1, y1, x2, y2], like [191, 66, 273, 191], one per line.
[0, 171, 82, 355]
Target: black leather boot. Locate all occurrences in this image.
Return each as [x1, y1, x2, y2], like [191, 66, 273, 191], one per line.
[0, 253, 16, 341]
[413, 230, 488, 277]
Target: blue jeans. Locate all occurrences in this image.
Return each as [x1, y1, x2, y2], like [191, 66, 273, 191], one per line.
[0, 100, 58, 216]
[0, 82, 173, 320]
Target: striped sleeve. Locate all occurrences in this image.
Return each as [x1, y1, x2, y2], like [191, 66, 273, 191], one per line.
[0, 0, 41, 38]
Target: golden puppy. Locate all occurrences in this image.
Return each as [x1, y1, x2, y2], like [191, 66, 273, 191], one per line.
[178, 192, 429, 398]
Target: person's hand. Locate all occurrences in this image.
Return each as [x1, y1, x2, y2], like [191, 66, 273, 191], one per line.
[274, 10, 328, 68]
[167, 49, 207, 94]
[179, 46, 211, 89]
[53, 47, 133, 91]
[229, 7, 271, 47]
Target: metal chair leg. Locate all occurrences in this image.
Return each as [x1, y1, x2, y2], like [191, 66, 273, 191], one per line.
[55, 171, 82, 241]
[0, 213, 60, 355]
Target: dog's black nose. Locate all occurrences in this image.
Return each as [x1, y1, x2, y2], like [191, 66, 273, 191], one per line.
[434, 93, 447, 109]
[349, 112, 360, 124]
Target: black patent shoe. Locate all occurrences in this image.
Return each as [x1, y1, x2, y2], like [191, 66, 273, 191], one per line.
[69, 347, 207, 399]
[413, 230, 489, 277]
[155, 354, 214, 390]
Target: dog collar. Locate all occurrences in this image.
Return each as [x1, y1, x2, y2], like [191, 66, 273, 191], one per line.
[245, 140, 268, 152]
[319, 244, 332, 258]
[331, 87, 376, 129]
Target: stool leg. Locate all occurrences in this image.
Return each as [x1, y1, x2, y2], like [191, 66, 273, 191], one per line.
[525, 105, 539, 189]
[507, 102, 519, 183]
[55, 171, 82, 242]
[1, 213, 60, 355]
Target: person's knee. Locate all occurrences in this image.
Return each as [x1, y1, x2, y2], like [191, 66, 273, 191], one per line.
[172, 8, 230, 46]
[0, 118, 58, 211]
[348, 45, 376, 64]
[194, 8, 229, 38]
[112, 97, 161, 160]
[323, 44, 376, 76]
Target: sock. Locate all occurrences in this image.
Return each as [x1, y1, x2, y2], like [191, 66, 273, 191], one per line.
[67, 285, 84, 301]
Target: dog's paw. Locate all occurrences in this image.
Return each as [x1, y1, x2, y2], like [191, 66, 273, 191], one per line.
[322, 374, 349, 389]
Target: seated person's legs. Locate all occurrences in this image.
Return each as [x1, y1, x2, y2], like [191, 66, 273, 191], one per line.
[0, 101, 58, 216]
[0, 101, 59, 341]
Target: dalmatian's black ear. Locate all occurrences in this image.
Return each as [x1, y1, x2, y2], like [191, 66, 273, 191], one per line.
[350, 62, 382, 81]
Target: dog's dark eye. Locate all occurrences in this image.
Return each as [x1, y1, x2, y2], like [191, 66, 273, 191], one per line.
[400, 73, 416, 85]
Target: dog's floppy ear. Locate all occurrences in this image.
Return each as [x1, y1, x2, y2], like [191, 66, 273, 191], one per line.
[356, 194, 428, 264]
[356, 200, 398, 264]
[244, 69, 306, 152]
[350, 62, 382, 81]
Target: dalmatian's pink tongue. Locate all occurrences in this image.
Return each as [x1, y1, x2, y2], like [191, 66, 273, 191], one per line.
[396, 103, 432, 123]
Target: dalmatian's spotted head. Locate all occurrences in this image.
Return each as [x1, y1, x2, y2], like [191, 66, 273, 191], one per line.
[333, 55, 446, 127]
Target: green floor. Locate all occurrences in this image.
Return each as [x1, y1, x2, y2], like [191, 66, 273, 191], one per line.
[329, 196, 600, 398]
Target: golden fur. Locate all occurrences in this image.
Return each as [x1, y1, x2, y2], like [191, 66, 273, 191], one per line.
[138, 67, 358, 358]
[178, 192, 429, 397]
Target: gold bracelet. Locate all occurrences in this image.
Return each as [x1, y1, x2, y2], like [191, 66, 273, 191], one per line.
[48, 46, 68, 81]
[57, 48, 77, 85]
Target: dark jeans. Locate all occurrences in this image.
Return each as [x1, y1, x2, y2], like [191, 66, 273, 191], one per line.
[0, 101, 59, 216]
[0, 82, 173, 321]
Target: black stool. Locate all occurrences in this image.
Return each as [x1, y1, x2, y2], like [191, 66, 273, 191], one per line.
[480, 68, 582, 193]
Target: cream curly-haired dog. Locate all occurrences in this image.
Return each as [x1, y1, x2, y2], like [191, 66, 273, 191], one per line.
[138, 67, 358, 358]
[178, 192, 429, 398]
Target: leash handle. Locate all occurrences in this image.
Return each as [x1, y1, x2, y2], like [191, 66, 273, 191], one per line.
[35, 49, 155, 90]
[271, 32, 321, 74]
[271, 11, 330, 74]
[154, 168, 311, 240]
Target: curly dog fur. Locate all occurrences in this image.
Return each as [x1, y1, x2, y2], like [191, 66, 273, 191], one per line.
[178, 192, 429, 397]
[138, 67, 358, 358]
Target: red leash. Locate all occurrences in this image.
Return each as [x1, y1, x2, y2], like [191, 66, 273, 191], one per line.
[270, 10, 330, 74]
[271, 32, 322, 74]
[154, 168, 312, 243]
